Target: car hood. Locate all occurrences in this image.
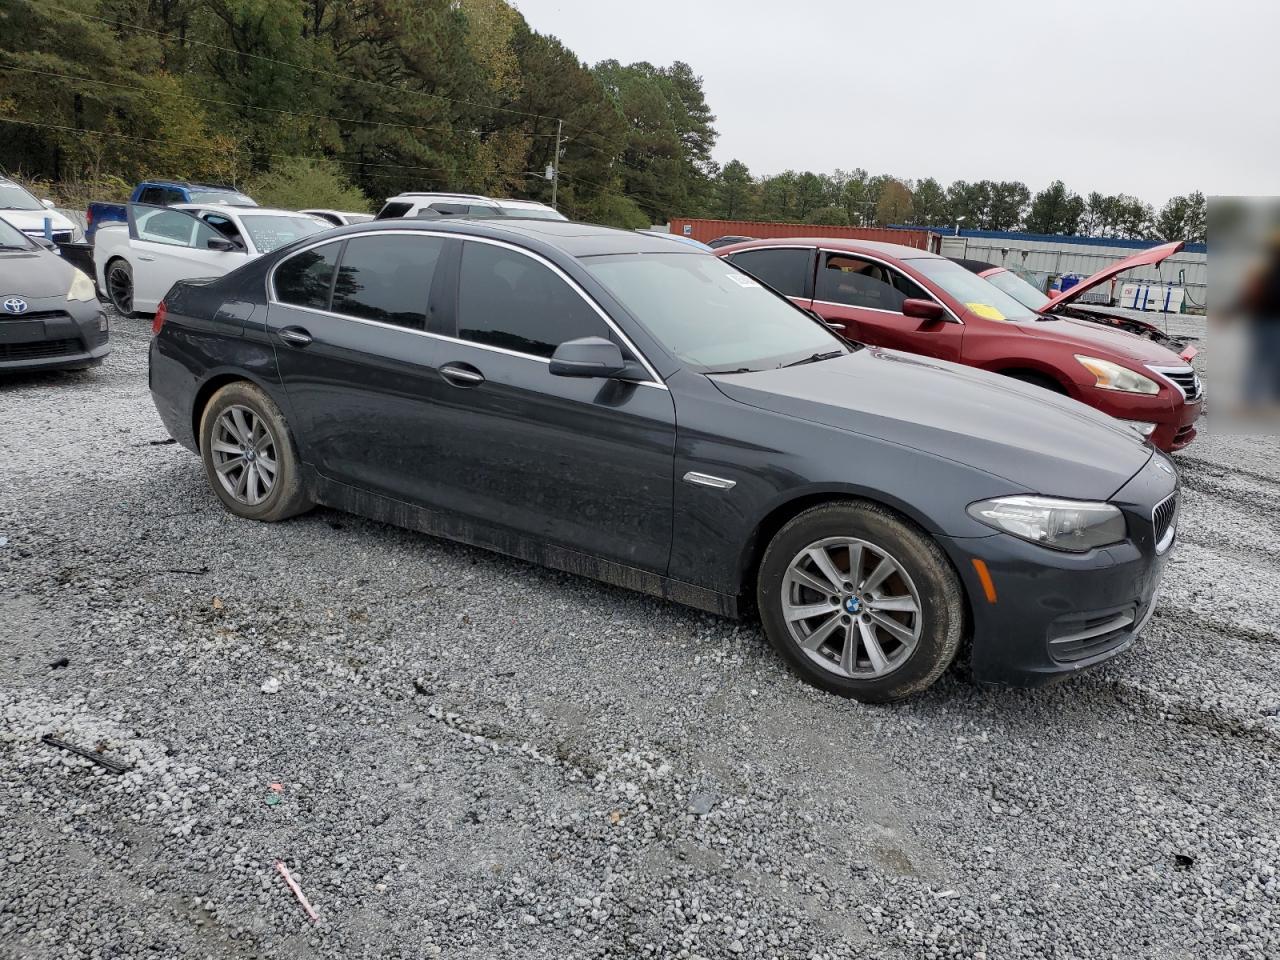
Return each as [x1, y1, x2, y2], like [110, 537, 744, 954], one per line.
[1022, 314, 1187, 364]
[709, 348, 1152, 502]
[0, 208, 78, 234]
[0, 247, 75, 298]
[1042, 240, 1184, 311]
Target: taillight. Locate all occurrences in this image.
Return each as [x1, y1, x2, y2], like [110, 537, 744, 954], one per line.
[152, 300, 168, 335]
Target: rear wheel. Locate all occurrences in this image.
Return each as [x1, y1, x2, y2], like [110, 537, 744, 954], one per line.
[199, 382, 312, 522]
[105, 258, 134, 317]
[756, 501, 965, 703]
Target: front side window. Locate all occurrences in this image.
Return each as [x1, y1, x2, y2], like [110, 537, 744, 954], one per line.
[377, 202, 413, 220]
[729, 248, 810, 298]
[584, 252, 846, 372]
[458, 242, 608, 357]
[136, 208, 202, 246]
[237, 214, 329, 254]
[331, 234, 444, 330]
[908, 258, 1039, 321]
[817, 254, 914, 312]
[275, 241, 341, 310]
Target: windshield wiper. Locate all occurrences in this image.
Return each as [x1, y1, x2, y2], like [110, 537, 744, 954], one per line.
[703, 367, 757, 375]
[779, 349, 845, 368]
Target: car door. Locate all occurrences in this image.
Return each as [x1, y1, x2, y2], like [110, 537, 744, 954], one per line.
[811, 250, 964, 361]
[725, 247, 816, 313]
[125, 204, 245, 309]
[424, 238, 677, 574]
[266, 232, 457, 503]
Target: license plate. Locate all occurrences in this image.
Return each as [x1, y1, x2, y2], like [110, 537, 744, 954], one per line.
[0, 321, 47, 343]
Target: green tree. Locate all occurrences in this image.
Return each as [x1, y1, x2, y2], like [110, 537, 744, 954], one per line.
[874, 178, 912, 226]
[246, 157, 370, 210]
[714, 159, 754, 219]
[910, 177, 948, 225]
[807, 205, 849, 226]
[1024, 181, 1085, 235]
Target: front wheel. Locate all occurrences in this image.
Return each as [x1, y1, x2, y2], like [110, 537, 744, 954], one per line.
[756, 501, 965, 703]
[105, 258, 135, 317]
[199, 382, 312, 522]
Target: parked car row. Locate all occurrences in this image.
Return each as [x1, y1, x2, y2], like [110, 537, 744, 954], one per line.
[716, 238, 1203, 452]
[144, 217, 1180, 703]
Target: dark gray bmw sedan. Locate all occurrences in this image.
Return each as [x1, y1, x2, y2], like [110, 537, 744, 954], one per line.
[0, 216, 109, 373]
[148, 218, 1178, 702]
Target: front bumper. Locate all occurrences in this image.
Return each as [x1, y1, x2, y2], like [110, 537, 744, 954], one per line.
[1073, 384, 1202, 453]
[940, 452, 1178, 687]
[0, 296, 110, 373]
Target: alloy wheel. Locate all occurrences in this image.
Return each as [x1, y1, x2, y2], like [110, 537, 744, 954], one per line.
[107, 265, 132, 314]
[210, 405, 278, 506]
[780, 536, 922, 679]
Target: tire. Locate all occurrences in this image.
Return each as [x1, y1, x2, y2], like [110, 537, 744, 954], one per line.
[756, 501, 965, 703]
[198, 381, 312, 522]
[105, 258, 135, 318]
[1004, 370, 1066, 394]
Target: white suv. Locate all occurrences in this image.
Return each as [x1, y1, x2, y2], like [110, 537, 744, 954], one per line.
[375, 192, 566, 221]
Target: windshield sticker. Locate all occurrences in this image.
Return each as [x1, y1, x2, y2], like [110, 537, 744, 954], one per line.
[727, 273, 760, 288]
[966, 302, 1007, 321]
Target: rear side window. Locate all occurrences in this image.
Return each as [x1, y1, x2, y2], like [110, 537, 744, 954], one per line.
[274, 241, 341, 310]
[376, 201, 413, 220]
[331, 234, 444, 330]
[457, 242, 607, 358]
[728, 248, 810, 298]
[817, 253, 911, 312]
[137, 186, 166, 205]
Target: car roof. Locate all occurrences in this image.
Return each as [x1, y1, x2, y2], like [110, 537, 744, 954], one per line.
[497, 199, 556, 209]
[174, 203, 325, 218]
[311, 216, 702, 258]
[722, 237, 943, 261]
[388, 193, 497, 204]
[146, 180, 244, 191]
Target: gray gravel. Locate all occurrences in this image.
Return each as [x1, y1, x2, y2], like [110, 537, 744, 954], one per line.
[1, 309, 1277, 959]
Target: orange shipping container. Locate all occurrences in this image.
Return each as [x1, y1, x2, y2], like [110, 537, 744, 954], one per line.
[669, 218, 937, 251]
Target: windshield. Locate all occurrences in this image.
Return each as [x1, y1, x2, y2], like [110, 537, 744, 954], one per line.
[983, 268, 1051, 312]
[188, 190, 256, 206]
[0, 181, 44, 211]
[239, 215, 329, 253]
[910, 258, 1039, 322]
[501, 206, 567, 221]
[583, 252, 847, 371]
[0, 217, 35, 248]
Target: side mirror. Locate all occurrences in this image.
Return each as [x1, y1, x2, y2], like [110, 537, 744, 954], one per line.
[41, 198, 56, 209]
[31, 235, 57, 252]
[549, 336, 630, 379]
[902, 298, 947, 322]
[207, 237, 240, 251]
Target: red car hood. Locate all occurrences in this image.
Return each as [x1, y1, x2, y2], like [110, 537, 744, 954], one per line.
[1041, 240, 1185, 311]
[1026, 315, 1188, 364]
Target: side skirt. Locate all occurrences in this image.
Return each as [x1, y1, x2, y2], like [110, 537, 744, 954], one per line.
[308, 471, 740, 618]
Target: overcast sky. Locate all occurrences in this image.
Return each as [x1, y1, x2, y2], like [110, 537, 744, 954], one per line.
[512, 0, 1277, 206]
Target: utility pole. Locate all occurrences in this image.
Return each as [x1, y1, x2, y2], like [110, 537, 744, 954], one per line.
[551, 118, 562, 210]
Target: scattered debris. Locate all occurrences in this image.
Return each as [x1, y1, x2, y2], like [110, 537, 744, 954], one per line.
[163, 566, 209, 576]
[688, 790, 717, 817]
[1173, 853, 1195, 870]
[275, 861, 320, 922]
[265, 793, 282, 807]
[49, 657, 69, 670]
[149, 438, 177, 446]
[1259, 704, 1280, 717]
[212, 597, 225, 610]
[609, 811, 622, 825]
[0, 536, 8, 547]
[40, 735, 131, 775]
[260, 677, 281, 695]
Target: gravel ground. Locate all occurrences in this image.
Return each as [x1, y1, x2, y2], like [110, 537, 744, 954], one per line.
[1, 309, 1277, 960]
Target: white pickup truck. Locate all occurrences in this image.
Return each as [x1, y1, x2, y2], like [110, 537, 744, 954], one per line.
[94, 203, 331, 316]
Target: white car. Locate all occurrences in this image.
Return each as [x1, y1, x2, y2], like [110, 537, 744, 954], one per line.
[94, 203, 332, 316]
[0, 177, 84, 244]
[375, 192, 566, 221]
[299, 209, 375, 227]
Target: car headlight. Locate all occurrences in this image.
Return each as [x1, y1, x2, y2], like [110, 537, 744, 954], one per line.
[967, 495, 1127, 552]
[67, 270, 97, 302]
[1074, 355, 1159, 394]
[69, 225, 85, 243]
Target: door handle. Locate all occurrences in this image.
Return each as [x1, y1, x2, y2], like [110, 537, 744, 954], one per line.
[825, 322, 847, 331]
[278, 326, 313, 347]
[138, 255, 156, 262]
[440, 362, 484, 387]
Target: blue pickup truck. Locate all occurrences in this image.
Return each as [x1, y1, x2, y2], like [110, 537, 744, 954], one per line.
[86, 180, 256, 241]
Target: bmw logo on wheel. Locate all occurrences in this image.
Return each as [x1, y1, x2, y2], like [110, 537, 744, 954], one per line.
[3, 297, 28, 315]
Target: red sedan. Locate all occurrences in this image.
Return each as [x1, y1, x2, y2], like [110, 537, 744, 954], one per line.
[716, 238, 1203, 451]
